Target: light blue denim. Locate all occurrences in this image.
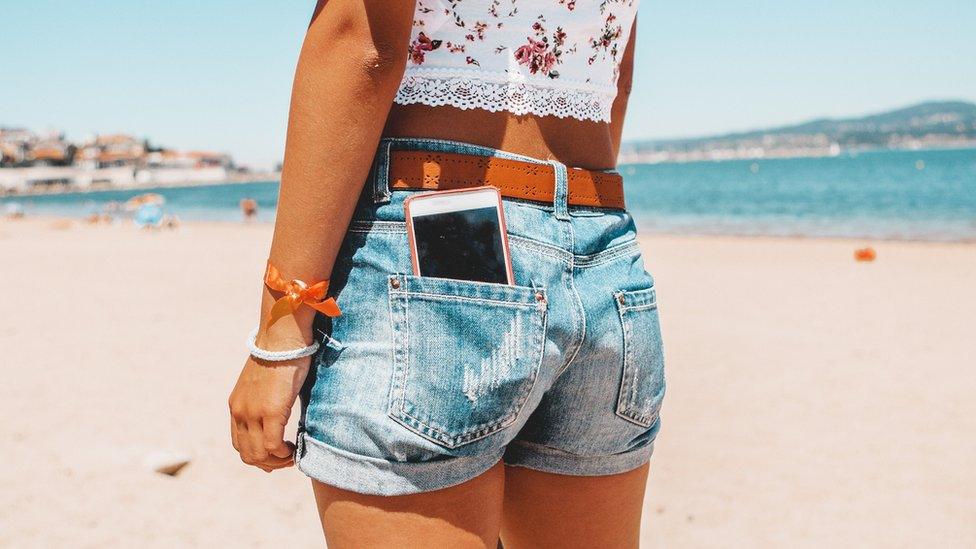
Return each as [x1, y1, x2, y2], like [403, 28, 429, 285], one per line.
[296, 138, 666, 496]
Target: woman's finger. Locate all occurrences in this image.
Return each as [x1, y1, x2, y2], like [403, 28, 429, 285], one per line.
[262, 417, 294, 459]
[258, 453, 295, 471]
[246, 419, 270, 464]
[230, 414, 241, 452]
[236, 419, 256, 463]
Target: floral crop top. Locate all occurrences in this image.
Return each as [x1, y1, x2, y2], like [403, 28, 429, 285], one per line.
[395, 0, 640, 123]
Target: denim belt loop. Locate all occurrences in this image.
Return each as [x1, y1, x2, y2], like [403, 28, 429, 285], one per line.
[548, 159, 570, 220]
[371, 139, 393, 204]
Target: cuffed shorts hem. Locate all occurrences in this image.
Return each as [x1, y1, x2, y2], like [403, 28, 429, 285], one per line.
[296, 432, 504, 496]
[502, 439, 655, 476]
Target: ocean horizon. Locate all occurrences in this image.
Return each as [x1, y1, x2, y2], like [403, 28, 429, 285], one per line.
[3, 147, 975, 242]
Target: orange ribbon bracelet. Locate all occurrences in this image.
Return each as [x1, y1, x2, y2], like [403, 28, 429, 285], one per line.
[263, 262, 341, 329]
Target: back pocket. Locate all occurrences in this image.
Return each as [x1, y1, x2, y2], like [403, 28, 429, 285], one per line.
[613, 287, 666, 427]
[387, 274, 548, 448]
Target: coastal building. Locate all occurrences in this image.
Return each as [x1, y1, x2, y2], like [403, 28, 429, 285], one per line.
[0, 143, 22, 166]
[73, 145, 100, 170]
[0, 128, 36, 167]
[187, 151, 233, 169]
[28, 138, 71, 167]
[0, 129, 240, 193]
[146, 150, 194, 169]
[91, 134, 146, 168]
[145, 150, 232, 170]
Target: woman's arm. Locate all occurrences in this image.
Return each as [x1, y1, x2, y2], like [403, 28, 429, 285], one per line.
[609, 20, 637, 159]
[229, 0, 415, 472]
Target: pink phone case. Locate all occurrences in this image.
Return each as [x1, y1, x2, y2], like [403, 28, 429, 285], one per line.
[403, 186, 515, 285]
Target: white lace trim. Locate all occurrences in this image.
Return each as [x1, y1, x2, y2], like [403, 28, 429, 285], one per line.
[394, 73, 616, 122]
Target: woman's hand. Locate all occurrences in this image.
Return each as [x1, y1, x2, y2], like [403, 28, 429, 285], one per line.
[229, 314, 315, 472]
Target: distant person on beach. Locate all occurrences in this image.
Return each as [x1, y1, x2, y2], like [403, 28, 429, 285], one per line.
[4, 202, 25, 219]
[229, 2, 662, 547]
[239, 198, 257, 222]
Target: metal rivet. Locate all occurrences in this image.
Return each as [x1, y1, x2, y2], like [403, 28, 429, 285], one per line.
[390, 277, 400, 289]
[535, 291, 546, 303]
[617, 294, 626, 305]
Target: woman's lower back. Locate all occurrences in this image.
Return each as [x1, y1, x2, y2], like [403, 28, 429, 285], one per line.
[384, 104, 621, 171]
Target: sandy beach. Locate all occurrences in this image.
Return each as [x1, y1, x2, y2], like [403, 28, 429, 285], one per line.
[1, 217, 973, 548]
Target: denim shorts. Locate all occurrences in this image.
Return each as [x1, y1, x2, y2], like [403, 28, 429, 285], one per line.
[296, 138, 666, 496]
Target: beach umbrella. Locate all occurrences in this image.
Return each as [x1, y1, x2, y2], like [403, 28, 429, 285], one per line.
[134, 203, 164, 228]
[125, 193, 166, 211]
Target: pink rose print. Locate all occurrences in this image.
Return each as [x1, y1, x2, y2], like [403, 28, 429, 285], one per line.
[513, 18, 568, 79]
[514, 37, 561, 77]
[409, 32, 442, 65]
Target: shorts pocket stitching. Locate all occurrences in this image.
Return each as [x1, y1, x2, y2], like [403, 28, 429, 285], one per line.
[575, 240, 641, 268]
[397, 293, 542, 308]
[387, 275, 548, 449]
[620, 302, 658, 313]
[614, 288, 665, 428]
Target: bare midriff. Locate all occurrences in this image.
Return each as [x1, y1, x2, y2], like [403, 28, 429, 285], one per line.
[383, 104, 620, 172]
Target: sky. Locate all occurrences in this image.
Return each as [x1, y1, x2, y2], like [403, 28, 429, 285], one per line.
[2, 1, 974, 169]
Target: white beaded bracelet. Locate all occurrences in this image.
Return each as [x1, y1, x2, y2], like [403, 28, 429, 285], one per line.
[246, 327, 320, 362]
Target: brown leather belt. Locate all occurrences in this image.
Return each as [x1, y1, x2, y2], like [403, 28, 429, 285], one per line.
[387, 151, 626, 210]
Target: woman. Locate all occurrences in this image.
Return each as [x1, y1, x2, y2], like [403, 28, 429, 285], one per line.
[228, 0, 664, 547]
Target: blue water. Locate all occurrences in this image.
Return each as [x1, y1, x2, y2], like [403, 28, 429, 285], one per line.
[621, 148, 976, 241]
[4, 148, 975, 241]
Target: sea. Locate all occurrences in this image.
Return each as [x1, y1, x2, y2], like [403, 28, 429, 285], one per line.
[4, 148, 975, 242]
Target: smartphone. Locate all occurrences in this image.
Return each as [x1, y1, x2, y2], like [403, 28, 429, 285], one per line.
[404, 186, 515, 285]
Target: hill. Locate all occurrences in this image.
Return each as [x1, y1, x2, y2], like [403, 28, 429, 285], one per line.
[620, 100, 976, 162]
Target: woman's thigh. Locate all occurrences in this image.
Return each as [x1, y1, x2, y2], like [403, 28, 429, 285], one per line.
[312, 461, 505, 549]
[500, 463, 650, 549]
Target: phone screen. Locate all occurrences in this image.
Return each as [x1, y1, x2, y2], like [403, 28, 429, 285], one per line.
[412, 206, 509, 284]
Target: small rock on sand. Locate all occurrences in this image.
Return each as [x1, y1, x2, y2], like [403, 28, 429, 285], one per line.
[143, 451, 191, 477]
